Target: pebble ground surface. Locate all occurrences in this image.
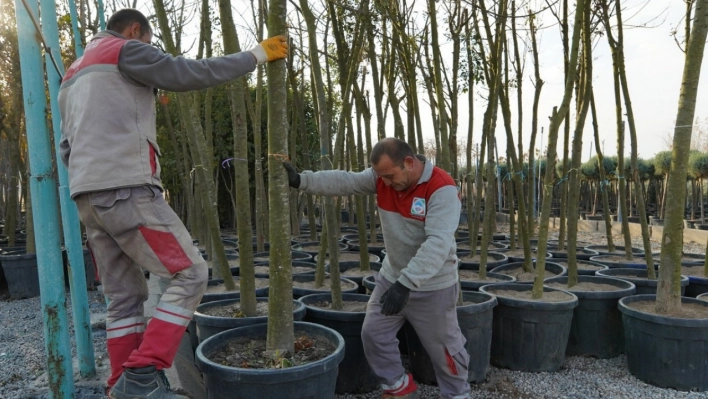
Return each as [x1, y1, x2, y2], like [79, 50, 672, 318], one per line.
[1, 224, 707, 398]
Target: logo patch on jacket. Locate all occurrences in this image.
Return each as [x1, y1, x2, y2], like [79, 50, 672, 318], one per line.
[411, 197, 426, 217]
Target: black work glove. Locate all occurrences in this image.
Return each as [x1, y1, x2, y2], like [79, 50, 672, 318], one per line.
[379, 281, 410, 316]
[283, 162, 301, 189]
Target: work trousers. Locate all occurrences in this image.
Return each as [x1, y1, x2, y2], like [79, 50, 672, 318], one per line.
[75, 185, 207, 387]
[362, 272, 471, 399]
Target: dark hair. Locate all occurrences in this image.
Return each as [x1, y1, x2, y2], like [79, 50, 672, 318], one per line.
[370, 137, 415, 167]
[107, 9, 152, 37]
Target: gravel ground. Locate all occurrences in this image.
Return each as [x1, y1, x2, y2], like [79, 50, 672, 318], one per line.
[1, 224, 706, 399]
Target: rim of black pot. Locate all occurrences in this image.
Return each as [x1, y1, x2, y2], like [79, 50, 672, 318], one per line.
[195, 298, 305, 327]
[298, 293, 370, 321]
[479, 282, 578, 310]
[596, 268, 690, 286]
[490, 261, 567, 278]
[543, 275, 636, 299]
[457, 291, 498, 314]
[195, 321, 346, 382]
[618, 294, 708, 327]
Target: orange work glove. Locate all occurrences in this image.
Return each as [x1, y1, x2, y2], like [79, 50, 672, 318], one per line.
[249, 35, 288, 65]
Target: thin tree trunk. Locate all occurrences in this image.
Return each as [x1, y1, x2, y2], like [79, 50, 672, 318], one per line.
[657, 0, 708, 314]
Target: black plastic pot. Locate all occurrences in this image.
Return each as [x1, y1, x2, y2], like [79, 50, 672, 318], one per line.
[0, 251, 39, 299]
[456, 241, 508, 253]
[201, 278, 270, 304]
[407, 291, 497, 384]
[253, 250, 313, 264]
[61, 248, 99, 290]
[619, 295, 708, 391]
[505, 250, 552, 263]
[345, 239, 386, 257]
[291, 241, 349, 257]
[325, 261, 381, 294]
[596, 268, 689, 295]
[584, 245, 643, 257]
[292, 274, 359, 299]
[589, 255, 651, 270]
[458, 251, 509, 271]
[681, 265, 708, 298]
[196, 322, 345, 399]
[194, 297, 306, 344]
[314, 251, 381, 265]
[340, 233, 384, 244]
[547, 247, 599, 261]
[698, 293, 708, 301]
[248, 261, 318, 278]
[299, 293, 377, 394]
[552, 259, 609, 276]
[458, 264, 516, 291]
[489, 261, 567, 283]
[479, 283, 578, 372]
[362, 275, 375, 294]
[544, 276, 636, 358]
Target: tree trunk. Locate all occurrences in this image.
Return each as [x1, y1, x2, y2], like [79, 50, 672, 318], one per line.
[657, 0, 708, 314]
[533, 0, 584, 299]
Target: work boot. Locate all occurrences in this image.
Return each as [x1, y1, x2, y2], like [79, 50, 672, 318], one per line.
[109, 365, 188, 399]
[381, 373, 419, 398]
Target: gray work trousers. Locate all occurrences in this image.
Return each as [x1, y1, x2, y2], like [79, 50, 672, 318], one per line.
[362, 272, 471, 398]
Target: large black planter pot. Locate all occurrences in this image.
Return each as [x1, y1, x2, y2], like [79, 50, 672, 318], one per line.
[552, 259, 609, 276]
[362, 275, 375, 294]
[682, 265, 708, 298]
[194, 297, 307, 344]
[584, 245, 643, 257]
[325, 261, 382, 294]
[299, 293, 377, 394]
[0, 251, 40, 299]
[479, 283, 578, 372]
[547, 248, 599, 261]
[458, 251, 509, 271]
[544, 276, 636, 358]
[619, 295, 708, 391]
[62, 248, 99, 290]
[253, 250, 313, 264]
[489, 261, 567, 283]
[407, 291, 497, 384]
[596, 268, 689, 295]
[589, 255, 651, 270]
[247, 261, 318, 278]
[291, 241, 349, 257]
[505, 250, 552, 263]
[201, 278, 270, 304]
[345, 239, 386, 258]
[458, 263, 516, 291]
[292, 274, 359, 299]
[196, 322, 345, 399]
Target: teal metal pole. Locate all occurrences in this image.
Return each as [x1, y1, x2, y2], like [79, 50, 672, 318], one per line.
[14, 0, 75, 397]
[66, 0, 83, 57]
[41, 0, 96, 379]
[97, 0, 106, 30]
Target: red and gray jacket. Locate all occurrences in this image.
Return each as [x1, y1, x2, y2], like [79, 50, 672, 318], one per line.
[58, 30, 257, 197]
[299, 157, 461, 291]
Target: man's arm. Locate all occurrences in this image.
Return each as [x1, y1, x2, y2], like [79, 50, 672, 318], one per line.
[398, 186, 461, 289]
[299, 168, 378, 197]
[117, 42, 256, 92]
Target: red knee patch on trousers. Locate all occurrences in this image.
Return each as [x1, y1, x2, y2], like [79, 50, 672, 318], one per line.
[138, 226, 193, 274]
[445, 348, 459, 375]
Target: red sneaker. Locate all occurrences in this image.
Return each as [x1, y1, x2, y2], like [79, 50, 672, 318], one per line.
[381, 373, 418, 398]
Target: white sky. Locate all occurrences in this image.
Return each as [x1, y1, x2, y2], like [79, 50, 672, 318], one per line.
[128, 0, 706, 163]
[418, 0, 708, 163]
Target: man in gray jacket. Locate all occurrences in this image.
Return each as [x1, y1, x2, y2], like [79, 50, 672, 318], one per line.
[284, 138, 471, 399]
[58, 9, 287, 399]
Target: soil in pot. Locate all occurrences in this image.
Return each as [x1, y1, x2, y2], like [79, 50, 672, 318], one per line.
[459, 270, 511, 283]
[210, 333, 336, 369]
[293, 277, 358, 292]
[315, 252, 380, 263]
[205, 277, 269, 295]
[307, 300, 368, 313]
[490, 262, 566, 283]
[201, 301, 270, 318]
[625, 300, 708, 319]
[596, 268, 689, 295]
[252, 262, 317, 277]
